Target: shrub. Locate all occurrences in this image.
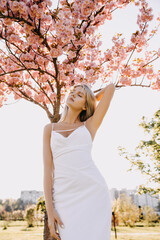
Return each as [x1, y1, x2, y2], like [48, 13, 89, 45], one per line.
[112, 193, 139, 227]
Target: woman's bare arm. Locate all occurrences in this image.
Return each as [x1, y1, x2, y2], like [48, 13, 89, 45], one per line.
[90, 83, 115, 130]
[43, 123, 55, 220]
[43, 124, 64, 239]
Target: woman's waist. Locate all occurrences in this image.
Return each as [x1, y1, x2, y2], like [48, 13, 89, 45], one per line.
[53, 150, 92, 164]
[52, 145, 92, 159]
[53, 162, 108, 188]
[53, 155, 94, 174]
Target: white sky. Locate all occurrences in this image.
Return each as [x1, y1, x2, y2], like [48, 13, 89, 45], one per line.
[0, 0, 160, 200]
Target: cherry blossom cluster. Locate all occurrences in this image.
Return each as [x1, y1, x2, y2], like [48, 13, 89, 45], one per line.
[0, 0, 159, 112]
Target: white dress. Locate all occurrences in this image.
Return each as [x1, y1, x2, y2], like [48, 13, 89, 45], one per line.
[50, 121, 112, 240]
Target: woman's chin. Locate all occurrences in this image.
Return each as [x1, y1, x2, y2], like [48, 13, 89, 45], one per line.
[66, 101, 73, 107]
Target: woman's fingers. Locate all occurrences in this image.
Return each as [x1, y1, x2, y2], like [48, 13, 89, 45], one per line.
[48, 221, 61, 240]
[54, 210, 65, 229]
[51, 229, 61, 240]
[48, 208, 64, 240]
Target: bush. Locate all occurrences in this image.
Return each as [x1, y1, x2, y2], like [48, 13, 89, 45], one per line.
[0, 205, 7, 220]
[12, 210, 25, 221]
[112, 193, 139, 227]
[25, 204, 36, 227]
[143, 206, 159, 225]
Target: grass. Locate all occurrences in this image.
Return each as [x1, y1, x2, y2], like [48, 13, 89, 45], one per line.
[111, 236, 160, 240]
[0, 221, 43, 240]
[112, 223, 160, 233]
[111, 223, 160, 240]
[0, 221, 160, 240]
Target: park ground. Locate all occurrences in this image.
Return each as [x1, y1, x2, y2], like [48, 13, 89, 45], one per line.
[0, 221, 160, 240]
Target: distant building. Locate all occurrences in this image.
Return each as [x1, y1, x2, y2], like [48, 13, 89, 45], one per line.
[20, 188, 159, 213]
[109, 187, 159, 212]
[20, 190, 43, 204]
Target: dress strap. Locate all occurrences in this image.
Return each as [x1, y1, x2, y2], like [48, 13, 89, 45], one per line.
[53, 127, 81, 132]
[52, 121, 85, 132]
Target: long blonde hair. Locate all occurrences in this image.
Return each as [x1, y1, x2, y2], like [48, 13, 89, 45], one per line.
[58, 84, 96, 122]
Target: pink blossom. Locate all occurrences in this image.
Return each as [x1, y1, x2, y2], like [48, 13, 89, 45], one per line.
[68, 51, 76, 58]
[1, 0, 7, 6]
[42, 14, 52, 25]
[50, 48, 59, 58]
[50, 92, 56, 101]
[10, 1, 19, 12]
[119, 77, 132, 86]
[106, 13, 112, 20]
[30, 4, 38, 17]
[18, 2, 28, 15]
[25, 89, 32, 97]
[0, 0, 159, 109]
[44, 0, 52, 7]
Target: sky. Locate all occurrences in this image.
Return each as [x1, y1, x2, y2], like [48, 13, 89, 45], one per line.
[0, 0, 160, 200]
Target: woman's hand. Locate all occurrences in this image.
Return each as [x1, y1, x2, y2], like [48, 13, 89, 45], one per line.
[94, 83, 116, 101]
[48, 209, 64, 240]
[94, 87, 105, 101]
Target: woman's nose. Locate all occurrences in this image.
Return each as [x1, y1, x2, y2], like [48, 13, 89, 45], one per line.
[71, 93, 75, 98]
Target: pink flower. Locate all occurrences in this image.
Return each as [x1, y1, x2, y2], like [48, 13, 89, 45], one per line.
[50, 48, 59, 58]
[50, 92, 56, 101]
[44, 0, 52, 7]
[26, 89, 32, 97]
[68, 51, 77, 59]
[119, 77, 132, 86]
[1, 0, 7, 6]
[42, 14, 52, 25]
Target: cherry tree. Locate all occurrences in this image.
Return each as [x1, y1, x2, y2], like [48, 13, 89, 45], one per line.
[0, 0, 160, 239]
[0, 0, 160, 122]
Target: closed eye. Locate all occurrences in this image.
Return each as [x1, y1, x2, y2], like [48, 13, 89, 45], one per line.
[70, 91, 82, 97]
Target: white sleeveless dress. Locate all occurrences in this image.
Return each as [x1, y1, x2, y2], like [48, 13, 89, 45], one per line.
[50, 121, 112, 240]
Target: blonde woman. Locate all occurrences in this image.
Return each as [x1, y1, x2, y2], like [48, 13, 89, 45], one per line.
[43, 83, 115, 240]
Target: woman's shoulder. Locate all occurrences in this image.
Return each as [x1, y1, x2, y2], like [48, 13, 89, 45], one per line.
[44, 122, 62, 132]
[43, 123, 53, 134]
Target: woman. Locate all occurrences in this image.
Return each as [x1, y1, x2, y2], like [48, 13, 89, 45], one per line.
[43, 83, 115, 240]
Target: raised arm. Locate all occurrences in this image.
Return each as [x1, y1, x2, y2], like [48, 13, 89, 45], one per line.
[90, 83, 115, 131]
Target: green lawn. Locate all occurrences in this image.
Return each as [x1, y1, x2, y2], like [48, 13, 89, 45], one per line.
[0, 221, 160, 240]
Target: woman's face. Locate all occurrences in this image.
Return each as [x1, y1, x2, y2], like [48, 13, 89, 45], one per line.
[66, 85, 86, 110]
